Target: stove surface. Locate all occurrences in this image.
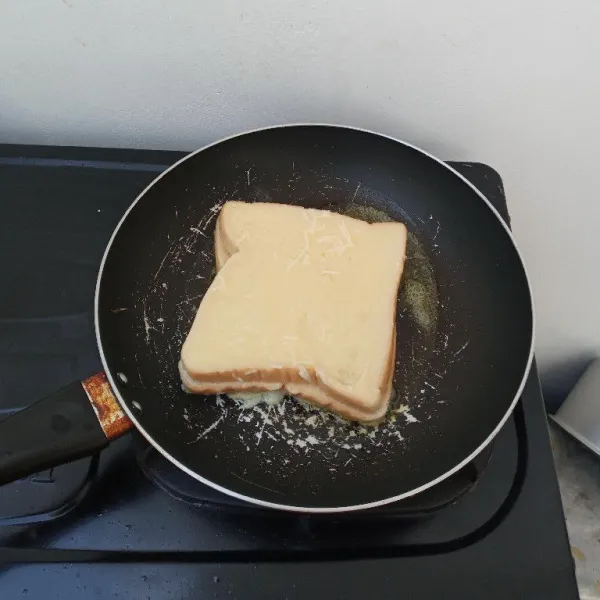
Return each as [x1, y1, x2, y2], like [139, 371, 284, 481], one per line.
[0, 144, 578, 599]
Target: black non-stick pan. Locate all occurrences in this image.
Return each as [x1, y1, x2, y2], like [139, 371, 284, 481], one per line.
[0, 125, 534, 512]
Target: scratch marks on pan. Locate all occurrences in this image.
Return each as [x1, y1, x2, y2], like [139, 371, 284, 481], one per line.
[176, 294, 203, 308]
[143, 304, 152, 344]
[351, 182, 361, 202]
[132, 194, 232, 427]
[188, 410, 228, 443]
[133, 353, 144, 387]
[246, 168, 251, 187]
[140, 197, 226, 346]
[453, 341, 470, 357]
[230, 471, 282, 495]
[209, 392, 423, 477]
[255, 405, 272, 446]
[196, 199, 225, 233]
[153, 248, 173, 281]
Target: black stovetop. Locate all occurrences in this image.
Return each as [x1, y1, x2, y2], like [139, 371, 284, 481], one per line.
[0, 144, 578, 599]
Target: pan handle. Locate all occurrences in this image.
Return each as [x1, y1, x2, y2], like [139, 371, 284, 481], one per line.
[0, 373, 133, 486]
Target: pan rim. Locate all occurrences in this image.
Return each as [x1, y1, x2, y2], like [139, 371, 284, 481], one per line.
[94, 123, 535, 513]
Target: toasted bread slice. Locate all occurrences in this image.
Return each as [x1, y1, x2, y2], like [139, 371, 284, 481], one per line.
[180, 201, 407, 421]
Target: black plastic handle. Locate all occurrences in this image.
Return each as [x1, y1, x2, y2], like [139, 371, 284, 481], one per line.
[0, 381, 109, 486]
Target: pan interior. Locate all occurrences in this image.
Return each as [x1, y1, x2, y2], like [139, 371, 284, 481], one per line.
[97, 126, 532, 510]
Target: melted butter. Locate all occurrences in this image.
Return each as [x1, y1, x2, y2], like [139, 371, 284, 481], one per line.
[227, 389, 285, 408]
[402, 233, 437, 333]
[343, 203, 438, 334]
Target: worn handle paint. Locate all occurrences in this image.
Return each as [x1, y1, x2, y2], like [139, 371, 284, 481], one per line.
[81, 373, 133, 441]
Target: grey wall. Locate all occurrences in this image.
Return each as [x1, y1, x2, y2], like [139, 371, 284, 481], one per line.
[1, 0, 599, 401]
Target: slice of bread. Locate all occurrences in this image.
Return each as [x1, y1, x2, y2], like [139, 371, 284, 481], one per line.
[180, 201, 407, 422]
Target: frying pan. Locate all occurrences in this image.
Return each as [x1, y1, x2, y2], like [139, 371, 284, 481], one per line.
[0, 125, 534, 512]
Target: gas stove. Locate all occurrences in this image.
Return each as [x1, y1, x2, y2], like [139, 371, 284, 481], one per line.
[0, 144, 578, 599]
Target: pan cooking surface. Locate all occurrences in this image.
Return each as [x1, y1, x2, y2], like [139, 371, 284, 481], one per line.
[97, 126, 533, 509]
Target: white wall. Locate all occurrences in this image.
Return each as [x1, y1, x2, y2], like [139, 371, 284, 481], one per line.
[1, 0, 599, 399]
